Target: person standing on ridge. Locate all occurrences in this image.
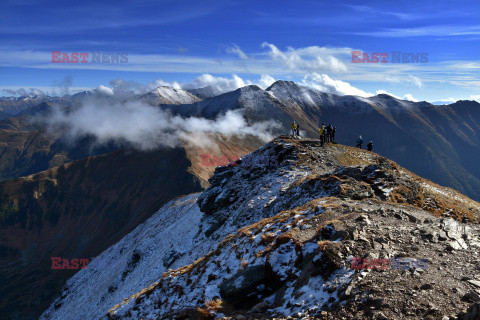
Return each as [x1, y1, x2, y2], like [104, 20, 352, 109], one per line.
[291, 121, 298, 138]
[326, 124, 333, 143]
[319, 123, 326, 146]
[356, 135, 363, 149]
[296, 123, 300, 137]
[332, 126, 336, 143]
[367, 141, 373, 151]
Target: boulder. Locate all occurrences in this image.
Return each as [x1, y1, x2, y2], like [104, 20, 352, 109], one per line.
[459, 303, 480, 320]
[218, 265, 267, 307]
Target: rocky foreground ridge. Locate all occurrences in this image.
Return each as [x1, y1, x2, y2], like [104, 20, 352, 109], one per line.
[43, 137, 480, 320]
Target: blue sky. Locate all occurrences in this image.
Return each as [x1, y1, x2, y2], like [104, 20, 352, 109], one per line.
[0, 0, 479, 102]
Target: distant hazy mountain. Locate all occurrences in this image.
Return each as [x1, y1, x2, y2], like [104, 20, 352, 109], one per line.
[0, 95, 63, 118]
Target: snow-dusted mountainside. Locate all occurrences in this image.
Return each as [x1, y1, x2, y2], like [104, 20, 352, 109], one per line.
[163, 85, 285, 119]
[0, 95, 66, 117]
[187, 86, 223, 99]
[40, 137, 480, 320]
[266, 80, 375, 114]
[167, 81, 376, 122]
[140, 86, 202, 105]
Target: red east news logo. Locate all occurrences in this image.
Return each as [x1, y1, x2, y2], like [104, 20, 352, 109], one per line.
[51, 257, 90, 269]
[51, 51, 128, 63]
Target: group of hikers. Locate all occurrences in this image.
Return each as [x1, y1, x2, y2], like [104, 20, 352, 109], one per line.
[318, 123, 336, 146]
[355, 135, 373, 151]
[290, 121, 373, 152]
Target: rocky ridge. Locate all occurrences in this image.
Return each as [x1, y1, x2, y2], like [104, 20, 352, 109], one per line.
[101, 137, 480, 320]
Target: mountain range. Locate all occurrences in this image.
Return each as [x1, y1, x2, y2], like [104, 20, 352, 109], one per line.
[162, 80, 480, 201]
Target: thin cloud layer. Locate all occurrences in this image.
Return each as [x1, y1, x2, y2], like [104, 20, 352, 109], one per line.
[181, 74, 247, 93]
[261, 43, 348, 73]
[42, 97, 280, 150]
[301, 73, 372, 97]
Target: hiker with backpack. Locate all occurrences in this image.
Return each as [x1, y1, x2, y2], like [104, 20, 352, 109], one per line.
[296, 124, 300, 137]
[332, 126, 336, 143]
[356, 135, 363, 149]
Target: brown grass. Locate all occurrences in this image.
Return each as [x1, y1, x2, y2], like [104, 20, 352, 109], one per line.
[317, 240, 333, 251]
[197, 299, 224, 320]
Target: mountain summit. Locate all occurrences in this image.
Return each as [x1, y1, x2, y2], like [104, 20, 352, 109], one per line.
[41, 137, 480, 320]
[140, 86, 202, 105]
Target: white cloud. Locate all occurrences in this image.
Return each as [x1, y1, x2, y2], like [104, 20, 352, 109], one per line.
[355, 25, 480, 37]
[41, 98, 280, 150]
[226, 45, 249, 60]
[403, 93, 418, 102]
[94, 85, 114, 96]
[181, 74, 247, 93]
[376, 90, 419, 102]
[470, 95, 480, 102]
[409, 75, 423, 88]
[261, 43, 348, 73]
[301, 73, 372, 97]
[257, 74, 276, 89]
[182, 74, 278, 92]
[385, 74, 423, 88]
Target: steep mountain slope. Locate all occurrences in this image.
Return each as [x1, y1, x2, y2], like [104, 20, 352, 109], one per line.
[140, 86, 202, 106]
[39, 137, 480, 320]
[0, 118, 118, 182]
[0, 134, 258, 320]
